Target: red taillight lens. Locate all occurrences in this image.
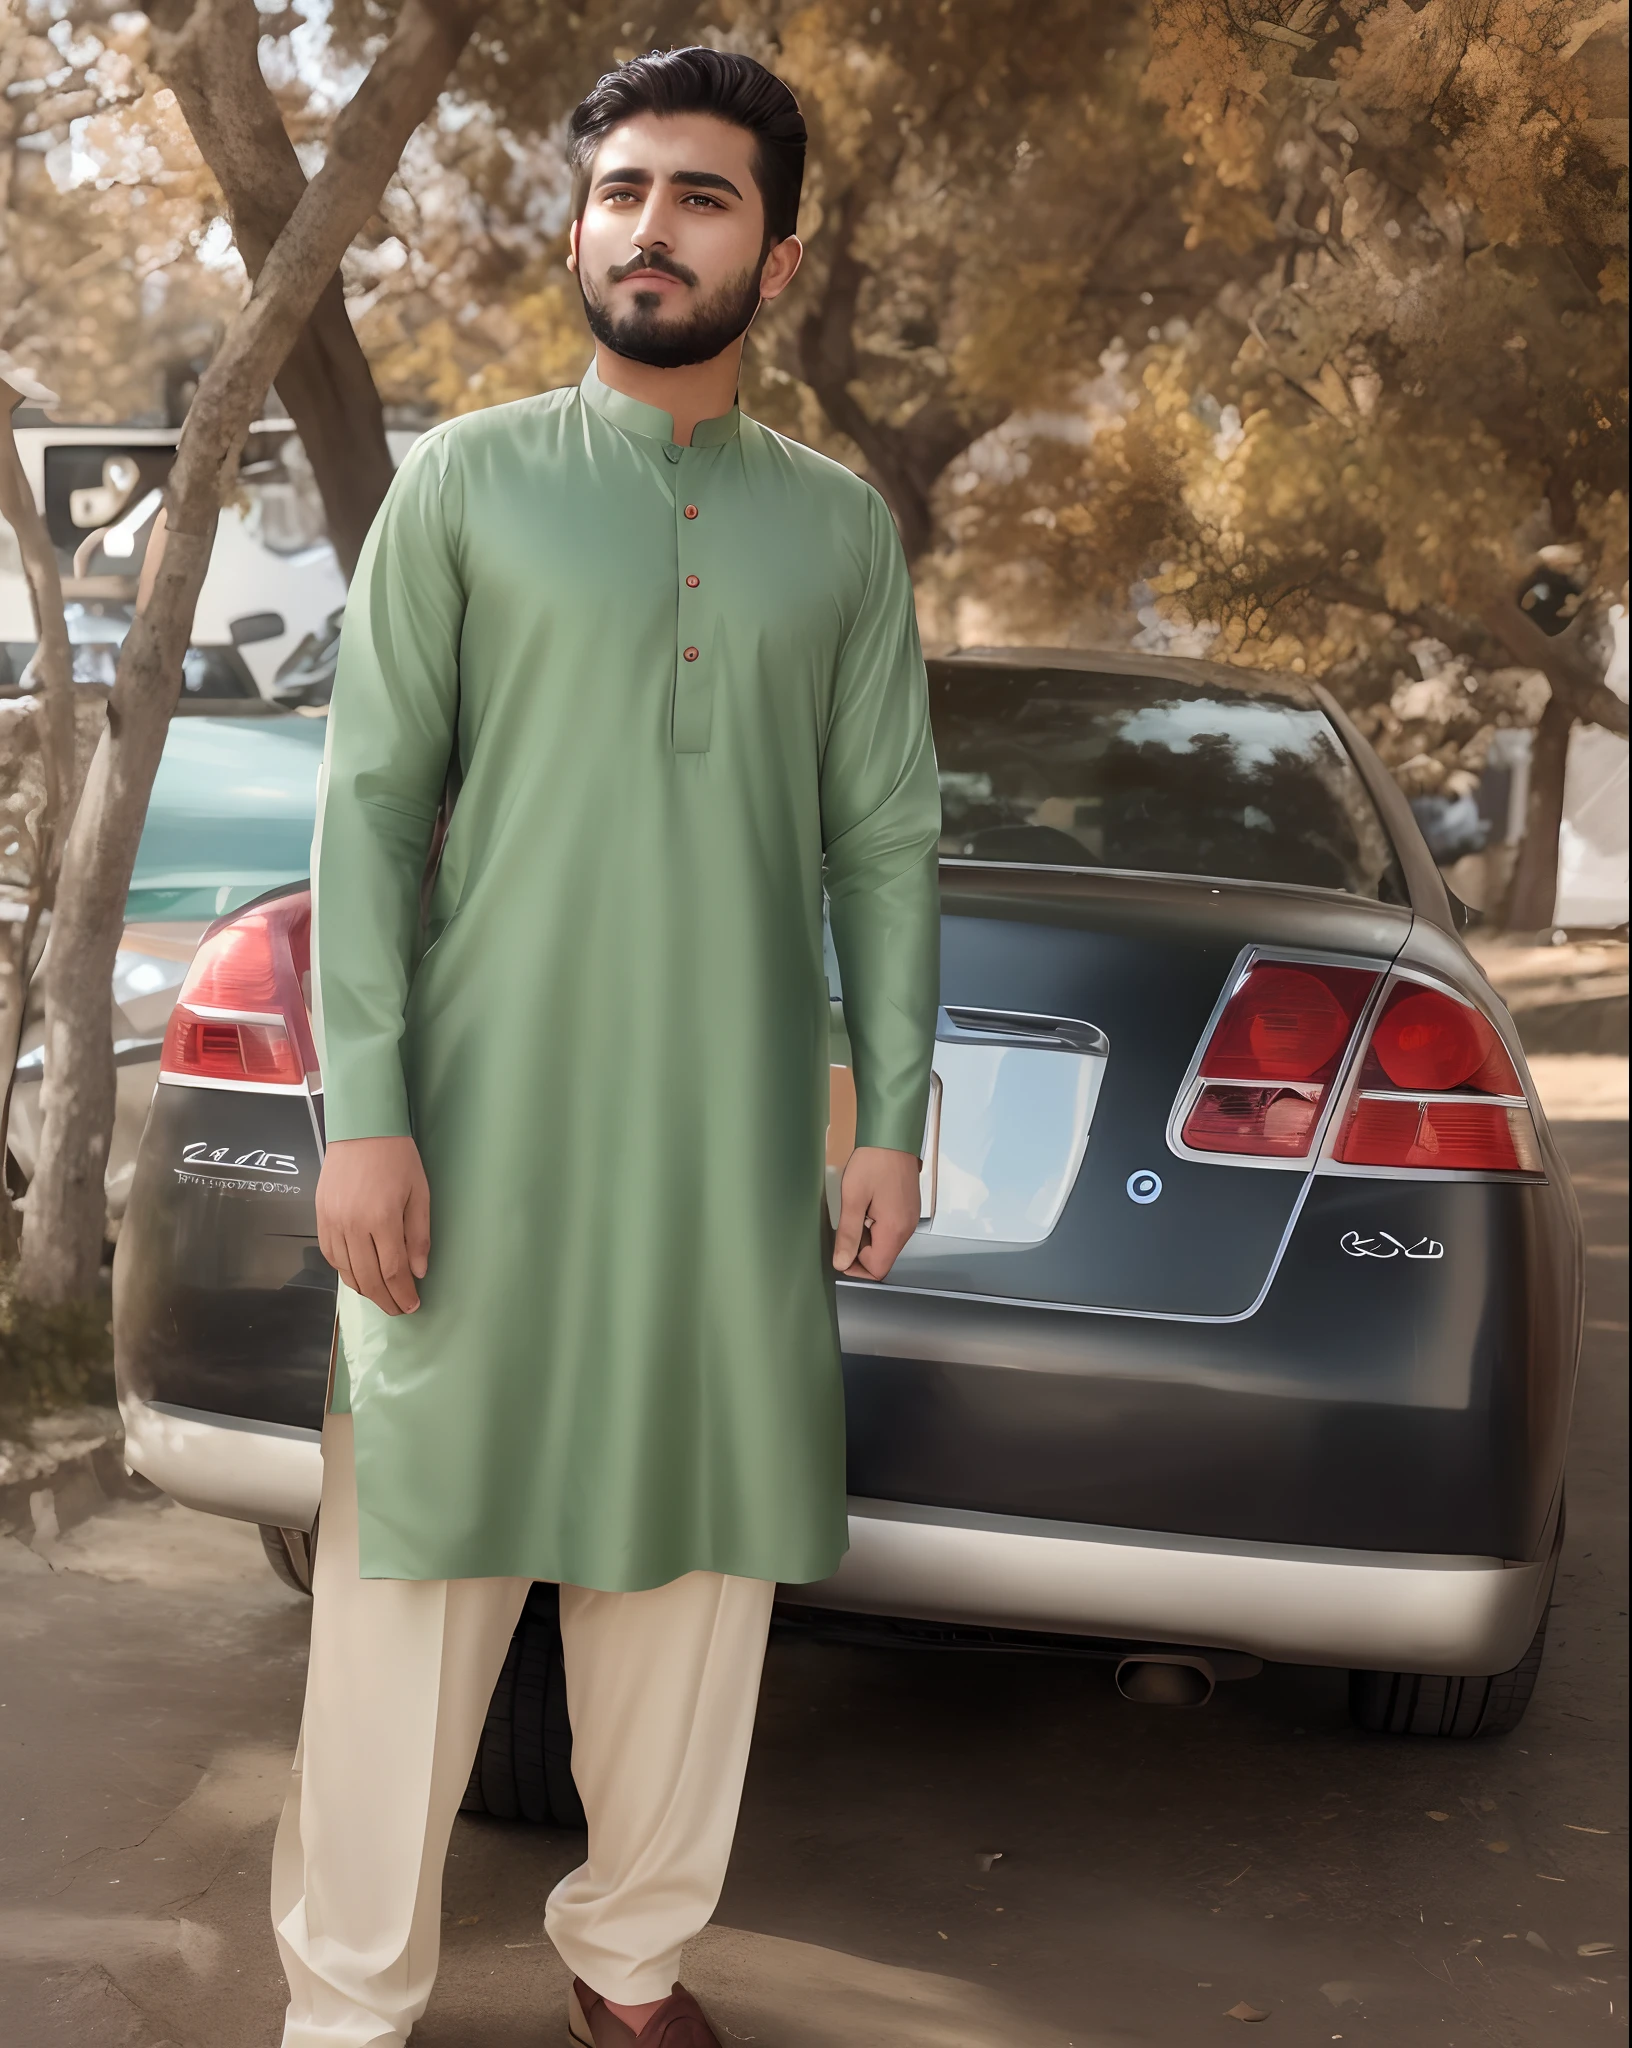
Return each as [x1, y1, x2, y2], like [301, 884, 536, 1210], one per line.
[1202, 963, 1373, 1082]
[1179, 960, 1379, 1157]
[1182, 1083, 1324, 1157]
[1337, 1098, 1540, 1172]
[1334, 978, 1538, 1173]
[160, 891, 315, 1087]
[1360, 984, 1522, 1096]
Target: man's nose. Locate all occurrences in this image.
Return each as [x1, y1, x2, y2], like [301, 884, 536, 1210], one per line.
[632, 193, 673, 253]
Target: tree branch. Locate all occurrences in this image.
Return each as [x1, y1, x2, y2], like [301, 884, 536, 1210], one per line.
[0, 373, 75, 871]
[1306, 572, 1629, 739]
[149, 0, 396, 578]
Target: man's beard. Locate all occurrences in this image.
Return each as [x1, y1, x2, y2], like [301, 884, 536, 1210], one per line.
[579, 250, 765, 371]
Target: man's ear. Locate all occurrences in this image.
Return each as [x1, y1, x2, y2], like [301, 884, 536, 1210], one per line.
[566, 216, 580, 275]
[758, 234, 803, 306]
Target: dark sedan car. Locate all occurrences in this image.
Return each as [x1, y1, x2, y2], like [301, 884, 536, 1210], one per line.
[112, 649, 1582, 1824]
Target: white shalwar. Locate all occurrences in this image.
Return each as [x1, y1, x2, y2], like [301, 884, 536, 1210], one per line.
[273, 1415, 775, 2044]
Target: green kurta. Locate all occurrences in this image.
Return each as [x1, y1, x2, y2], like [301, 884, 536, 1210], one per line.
[311, 363, 941, 1590]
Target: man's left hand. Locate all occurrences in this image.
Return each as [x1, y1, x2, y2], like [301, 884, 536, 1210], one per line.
[832, 1145, 922, 1280]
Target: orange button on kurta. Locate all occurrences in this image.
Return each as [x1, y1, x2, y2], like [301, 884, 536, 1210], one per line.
[683, 503, 698, 519]
[683, 646, 700, 661]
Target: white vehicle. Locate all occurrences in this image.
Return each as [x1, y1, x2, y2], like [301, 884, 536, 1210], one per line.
[0, 417, 349, 695]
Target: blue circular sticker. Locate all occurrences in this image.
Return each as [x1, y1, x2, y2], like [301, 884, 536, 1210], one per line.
[1126, 1169, 1163, 1205]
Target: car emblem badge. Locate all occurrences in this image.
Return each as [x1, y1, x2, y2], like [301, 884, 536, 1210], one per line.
[1126, 1169, 1163, 1205]
[1341, 1230, 1444, 1261]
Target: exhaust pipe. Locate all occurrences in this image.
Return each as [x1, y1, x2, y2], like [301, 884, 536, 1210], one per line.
[1115, 1654, 1216, 1708]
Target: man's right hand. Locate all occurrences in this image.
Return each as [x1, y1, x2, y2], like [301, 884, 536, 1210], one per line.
[316, 1136, 431, 1316]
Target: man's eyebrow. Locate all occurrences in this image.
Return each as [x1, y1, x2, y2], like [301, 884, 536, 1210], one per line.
[670, 170, 743, 199]
[593, 165, 744, 201]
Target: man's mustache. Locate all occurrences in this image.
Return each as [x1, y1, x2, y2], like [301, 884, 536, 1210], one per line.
[608, 249, 698, 288]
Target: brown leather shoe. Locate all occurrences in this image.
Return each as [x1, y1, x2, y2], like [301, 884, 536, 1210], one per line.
[568, 1978, 721, 2048]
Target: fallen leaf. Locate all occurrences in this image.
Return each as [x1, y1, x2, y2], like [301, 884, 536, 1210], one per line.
[1536, 1873, 1565, 1881]
[1565, 1824, 1610, 1835]
[976, 1851, 1004, 1872]
[455, 1915, 480, 1926]
[1485, 1841, 1510, 1854]
[1427, 1811, 1451, 1821]
[1226, 2002, 1270, 2022]
[1526, 1931, 1550, 1952]
[1578, 1942, 1616, 1957]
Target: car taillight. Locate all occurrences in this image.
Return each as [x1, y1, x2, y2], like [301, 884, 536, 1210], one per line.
[1179, 960, 1379, 1158]
[1333, 980, 1539, 1173]
[160, 891, 316, 1088]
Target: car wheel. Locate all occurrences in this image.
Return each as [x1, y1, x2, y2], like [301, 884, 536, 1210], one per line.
[462, 1582, 585, 1828]
[259, 1524, 314, 1595]
[1348, 1608, 1549, 1738]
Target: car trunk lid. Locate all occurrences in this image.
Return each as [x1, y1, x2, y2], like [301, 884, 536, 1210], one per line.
[827, 866, 1411, 1320]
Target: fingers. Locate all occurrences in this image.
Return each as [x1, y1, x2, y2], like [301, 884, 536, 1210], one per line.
[314, 1137, 430, 1317]
[372, 1222, 423, 1315]
[832, 1148, 922, 1280]
[405, 1168, 431, 1282]
[343, 1227, 400, 1316]
[832, 1182, 866, 1272]
[853, 1207, 915, 1279]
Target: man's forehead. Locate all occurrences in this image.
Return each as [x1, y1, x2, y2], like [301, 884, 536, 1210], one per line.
[589, 110, 757, 181]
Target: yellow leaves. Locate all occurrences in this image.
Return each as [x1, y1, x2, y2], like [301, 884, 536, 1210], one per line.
[1181, 185, 1278, 254]
[1600, 253, 1629, 305]
[360, 271, 592, 418]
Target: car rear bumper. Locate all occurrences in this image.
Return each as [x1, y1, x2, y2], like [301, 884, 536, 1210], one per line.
[791, 1495, 1558, 1677]
[121, 1393, 322, 1531]
[121, 1392, 1554, 1676]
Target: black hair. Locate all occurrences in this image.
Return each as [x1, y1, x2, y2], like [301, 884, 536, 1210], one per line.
[567, 47, 806, 244]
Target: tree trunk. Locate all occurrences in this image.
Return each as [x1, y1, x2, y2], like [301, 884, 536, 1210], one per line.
[18, 0, 481, 1303]
[150, 0, 396, 579]
[268, 278, 397, 580]
[0, 377, 76, 869]
[795, 180, 1002, 565]
[1504, 690, 1574, 933]
[0, 371, 87, 1257]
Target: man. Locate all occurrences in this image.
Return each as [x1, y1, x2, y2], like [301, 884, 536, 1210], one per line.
[273, 44, 942, 2048]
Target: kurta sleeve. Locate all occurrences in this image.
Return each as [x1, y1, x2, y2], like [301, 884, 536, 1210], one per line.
[311, 427, 465, 1141]
[820, 488, 942, 1156]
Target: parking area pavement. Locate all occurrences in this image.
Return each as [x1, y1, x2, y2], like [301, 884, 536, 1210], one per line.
[0, 1115, 1625, 2048]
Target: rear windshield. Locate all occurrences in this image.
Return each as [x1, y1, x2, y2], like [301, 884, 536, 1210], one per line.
[929, 663, 1407, 902]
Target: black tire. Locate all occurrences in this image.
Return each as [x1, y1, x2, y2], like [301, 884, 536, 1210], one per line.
[462, 1583, 585, 1828]
[1349, 1607, 1549, 1738]
[259, 1523, 314, 1595]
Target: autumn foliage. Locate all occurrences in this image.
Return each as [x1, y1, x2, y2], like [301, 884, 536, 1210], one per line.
[1, 0, 1627, 933]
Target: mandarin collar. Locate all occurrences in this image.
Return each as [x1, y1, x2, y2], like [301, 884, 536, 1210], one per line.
[579, 362, 741, 447]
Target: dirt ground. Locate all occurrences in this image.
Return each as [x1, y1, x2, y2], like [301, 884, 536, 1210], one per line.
[0, 1114, 1625, 2048]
